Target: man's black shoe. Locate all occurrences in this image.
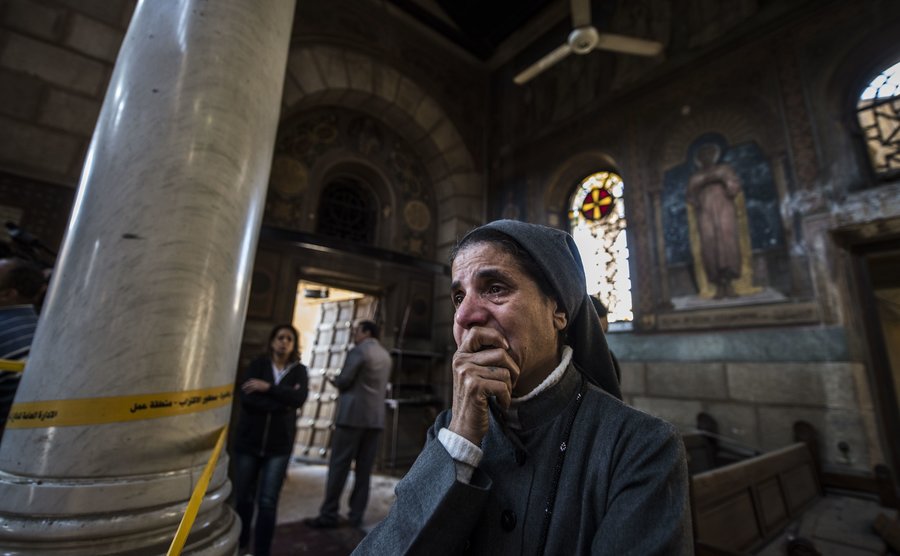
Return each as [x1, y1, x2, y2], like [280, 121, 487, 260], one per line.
[303, 516, 339, 529]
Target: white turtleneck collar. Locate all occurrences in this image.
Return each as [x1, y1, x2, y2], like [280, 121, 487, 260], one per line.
[511, 345, 572, 404]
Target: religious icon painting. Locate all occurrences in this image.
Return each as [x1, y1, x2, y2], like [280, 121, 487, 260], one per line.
[659, 132, 788, 309]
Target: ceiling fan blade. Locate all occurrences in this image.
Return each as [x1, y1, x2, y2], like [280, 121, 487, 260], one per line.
[595, 33, 663, 56]
[570, 0, 591, 29]
[513, 43, 573, 85]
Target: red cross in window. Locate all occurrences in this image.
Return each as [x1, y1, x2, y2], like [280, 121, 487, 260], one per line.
[580, 187, 614, 221]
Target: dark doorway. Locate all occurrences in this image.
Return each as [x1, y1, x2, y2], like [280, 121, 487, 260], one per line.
[853, 240, 900, 478]
[292, 282, 378, 464]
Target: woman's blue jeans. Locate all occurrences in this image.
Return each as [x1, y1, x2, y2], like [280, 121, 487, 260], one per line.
[233, 451, 291, 556]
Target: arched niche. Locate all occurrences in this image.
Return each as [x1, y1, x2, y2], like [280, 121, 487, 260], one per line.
[279, 44, 485, 257]
[266, 106, 436, 258]
[312, 155, 398, 249]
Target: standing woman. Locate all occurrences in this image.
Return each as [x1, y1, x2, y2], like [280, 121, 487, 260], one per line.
[233, 324, 309, 556]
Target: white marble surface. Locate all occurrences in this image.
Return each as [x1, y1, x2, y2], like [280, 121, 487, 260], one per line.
[0, 0, 295, 553]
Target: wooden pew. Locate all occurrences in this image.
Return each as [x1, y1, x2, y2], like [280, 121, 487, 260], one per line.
[682, 412, 759, 475]
[691, 422, 894, 555]
[692, 442, 821, 554]
[683, 432, 718, 475]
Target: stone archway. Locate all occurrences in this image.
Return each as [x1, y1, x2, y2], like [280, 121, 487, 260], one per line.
[248, 43, 484, 405]
[280, 43, 484, 261]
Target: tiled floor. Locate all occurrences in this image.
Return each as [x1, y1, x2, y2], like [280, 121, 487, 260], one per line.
[276, 462, 400, 533]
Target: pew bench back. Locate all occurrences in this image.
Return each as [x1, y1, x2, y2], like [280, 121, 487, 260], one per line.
[692, 442, 821, 553]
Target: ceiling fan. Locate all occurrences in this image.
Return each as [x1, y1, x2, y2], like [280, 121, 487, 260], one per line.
[513, 0, 664, 85]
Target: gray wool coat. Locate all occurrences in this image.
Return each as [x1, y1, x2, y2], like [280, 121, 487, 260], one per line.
[353, 364, 693, 555]
[332, 337, 392, 429]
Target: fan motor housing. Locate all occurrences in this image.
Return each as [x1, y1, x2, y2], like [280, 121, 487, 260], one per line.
[568, 26, 599, 54]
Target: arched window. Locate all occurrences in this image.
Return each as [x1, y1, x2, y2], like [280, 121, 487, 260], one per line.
[568, 171, 633, 323]
[857, 59, 900, 177]
[316, 177, 377, 244]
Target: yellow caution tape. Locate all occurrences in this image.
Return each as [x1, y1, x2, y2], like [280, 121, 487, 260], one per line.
[167, 425, 228, 556]
[0, 359, 26, 373]
[6, 384, 233, 429]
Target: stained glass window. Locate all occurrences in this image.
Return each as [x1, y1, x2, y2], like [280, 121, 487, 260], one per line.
[568, 171, 633, 323]
[858, 60, 900, 177]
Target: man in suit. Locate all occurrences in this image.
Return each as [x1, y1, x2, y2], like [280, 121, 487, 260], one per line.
[305, 319, 392, 529]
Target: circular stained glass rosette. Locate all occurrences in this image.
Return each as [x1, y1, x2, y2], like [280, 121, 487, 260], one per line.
[580, 187, 614, 221]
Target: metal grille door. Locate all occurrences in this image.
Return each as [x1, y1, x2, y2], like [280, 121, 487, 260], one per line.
[294, 295, 376, 462]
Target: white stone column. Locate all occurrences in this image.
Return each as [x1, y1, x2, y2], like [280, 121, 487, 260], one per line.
[0, 0, 295, 553]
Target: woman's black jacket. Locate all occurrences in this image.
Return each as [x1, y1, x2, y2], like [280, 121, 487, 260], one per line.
[234, 355, 309, 457]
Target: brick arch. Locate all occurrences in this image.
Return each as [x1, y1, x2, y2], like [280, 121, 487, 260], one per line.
[280, 44, 484, 260]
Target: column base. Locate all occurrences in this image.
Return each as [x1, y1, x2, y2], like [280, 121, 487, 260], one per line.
[0, 467, 239, 555]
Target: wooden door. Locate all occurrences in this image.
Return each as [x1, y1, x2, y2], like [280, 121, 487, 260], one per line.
[294, 295, 377, 462]
[854, 246, 900, 478]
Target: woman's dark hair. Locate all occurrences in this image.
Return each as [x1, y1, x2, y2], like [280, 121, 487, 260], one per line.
[450, 228, 561, 308]
[590, 296, 608, 318]
[266, 323, 300, 363]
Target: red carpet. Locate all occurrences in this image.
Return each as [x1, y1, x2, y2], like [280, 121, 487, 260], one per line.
[270, 521, 366, 555]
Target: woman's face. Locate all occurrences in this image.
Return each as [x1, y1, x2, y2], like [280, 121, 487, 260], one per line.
[450, 242, 567, 396]
[270, 328, 296, 357]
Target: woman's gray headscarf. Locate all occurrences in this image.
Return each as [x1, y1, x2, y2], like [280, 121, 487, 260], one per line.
[458, 219, 622, 399]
